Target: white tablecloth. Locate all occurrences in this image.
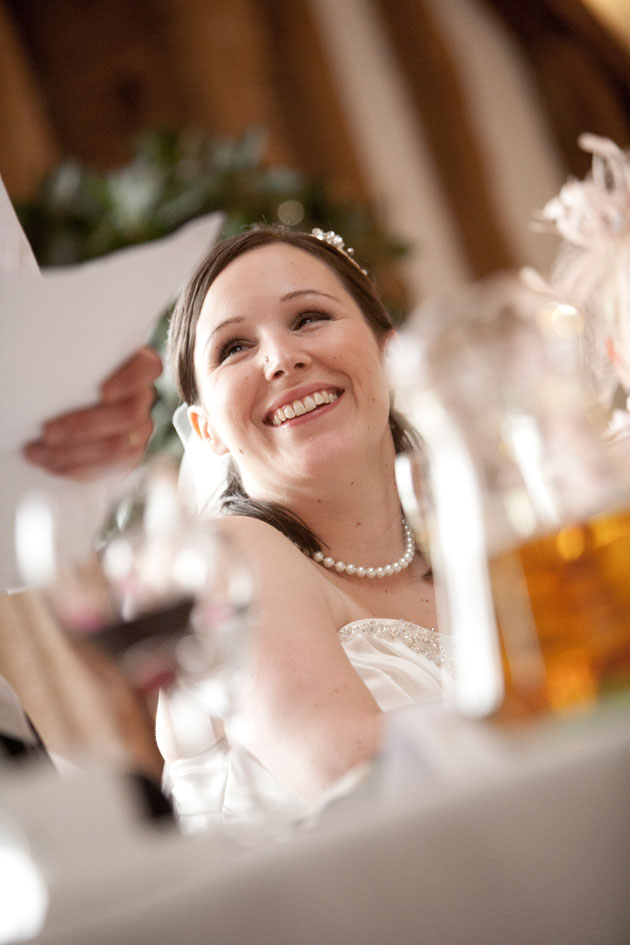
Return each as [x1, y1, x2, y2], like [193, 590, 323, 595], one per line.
[2, 704, 629, 945]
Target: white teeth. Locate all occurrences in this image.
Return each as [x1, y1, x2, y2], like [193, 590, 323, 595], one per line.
[270, 389, 339, 426]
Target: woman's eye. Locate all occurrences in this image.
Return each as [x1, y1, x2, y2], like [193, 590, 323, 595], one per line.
[217, 339, 249, 363]
[294, 311, 331, 329]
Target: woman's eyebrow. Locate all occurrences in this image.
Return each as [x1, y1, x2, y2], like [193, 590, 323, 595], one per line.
[280, 289, 341, 302]
[205, 316, 245, 352]
[203, 290, 341, 353]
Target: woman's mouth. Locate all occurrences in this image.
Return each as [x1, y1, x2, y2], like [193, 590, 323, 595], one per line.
[268, 389, 340, 426]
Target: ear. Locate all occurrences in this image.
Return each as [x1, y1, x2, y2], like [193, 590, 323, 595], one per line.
[187, 405, 229, 456]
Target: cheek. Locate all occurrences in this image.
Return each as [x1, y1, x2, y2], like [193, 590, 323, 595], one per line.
[200, 372, 253, 436]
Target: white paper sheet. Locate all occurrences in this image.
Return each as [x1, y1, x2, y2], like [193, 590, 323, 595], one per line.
[0, 210, 224, 589]
[0, 176, 39, 275]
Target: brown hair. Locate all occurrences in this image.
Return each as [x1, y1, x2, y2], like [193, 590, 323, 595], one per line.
[168, 225, 418, 552]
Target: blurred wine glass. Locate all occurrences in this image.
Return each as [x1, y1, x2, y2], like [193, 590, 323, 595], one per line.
[97, 458, 264, 837]
[14, 457, 260, 835]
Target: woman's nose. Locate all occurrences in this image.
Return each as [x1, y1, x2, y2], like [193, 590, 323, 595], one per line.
[261, 338, 310, 379]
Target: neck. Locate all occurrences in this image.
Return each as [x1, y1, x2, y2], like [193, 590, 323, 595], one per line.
[246, 440, 405, 565]
[297, 475, 402, 556]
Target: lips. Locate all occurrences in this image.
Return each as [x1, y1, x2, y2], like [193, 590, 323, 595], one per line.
[266, 388, 341, 426]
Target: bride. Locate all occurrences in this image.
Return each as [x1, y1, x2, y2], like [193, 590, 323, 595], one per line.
[164, 226, 450, 814]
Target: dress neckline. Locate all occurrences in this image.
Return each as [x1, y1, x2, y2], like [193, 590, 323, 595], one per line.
[337, 617, 453, 672]
[339, 616, 435, 634]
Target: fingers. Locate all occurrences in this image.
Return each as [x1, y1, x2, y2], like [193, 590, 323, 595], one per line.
[24, 415, 154, 480]
[40, 387, 155, 446]
[24, 388, 155, 479]
[23, 346, 162, 481]
[100, 347, 163, 402]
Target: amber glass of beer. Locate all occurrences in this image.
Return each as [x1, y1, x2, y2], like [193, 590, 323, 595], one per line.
[489, 507, 630, 720]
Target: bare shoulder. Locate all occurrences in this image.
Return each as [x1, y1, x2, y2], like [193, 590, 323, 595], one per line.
[217, 512, 294, 544]
[215, 514, 335, 621]
[216, 514, 305, 565]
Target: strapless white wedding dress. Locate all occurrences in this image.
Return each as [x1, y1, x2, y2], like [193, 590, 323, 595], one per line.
[163, 619, 454, 832]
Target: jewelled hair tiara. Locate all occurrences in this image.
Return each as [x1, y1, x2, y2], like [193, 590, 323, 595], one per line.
[310, 228, 368, 275]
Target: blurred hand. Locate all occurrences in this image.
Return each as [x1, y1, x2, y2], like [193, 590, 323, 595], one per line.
[23, 346, 163, 480]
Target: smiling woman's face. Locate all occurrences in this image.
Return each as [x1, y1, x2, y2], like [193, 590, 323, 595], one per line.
[188, 243, 393, 502]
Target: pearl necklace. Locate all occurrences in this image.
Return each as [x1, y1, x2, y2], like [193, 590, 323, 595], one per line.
[306, 516, 416, 578]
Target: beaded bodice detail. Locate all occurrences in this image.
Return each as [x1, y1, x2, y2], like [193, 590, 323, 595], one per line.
[337, 618, 454, 673]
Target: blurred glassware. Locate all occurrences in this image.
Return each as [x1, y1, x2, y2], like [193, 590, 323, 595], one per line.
[16, 459, 198, 697]
[15, 457, 260, 833]
[0, 814, 48, 944]
[155, 528, 268, 839]
[101, 459, 260, 837]
[391, 273, 630, 723]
